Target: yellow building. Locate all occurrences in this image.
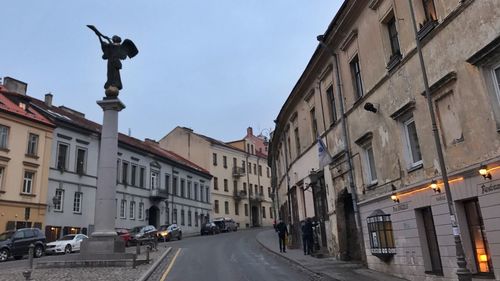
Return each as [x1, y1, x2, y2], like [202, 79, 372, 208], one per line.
[0, 78, 54, 233]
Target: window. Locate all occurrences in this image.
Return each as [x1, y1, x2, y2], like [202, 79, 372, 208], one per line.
[173, 208, 178, 224]
[223, 156, 227, 168]
[199, 184, 203, 201]
[73, 192, 82, 213]
[0, 167, 4, 191]
[422, 0, 437, 22]
[350, 55, 364, 99]
[165, 174, 170, 193]
[188, 211, 192, 226]
[253, 164, 257, 175]
[363, 142, 378, 184]
[120, 200, 127, 218]
[244, 204, 249, 216]
[403, 116, 423, 167]
[181, 210, 185, 226]
[76, 148, 87, 175]
[387, 16, 401, 58]
[242, 160, 246, 173]
[259, 186, 263, 195]
[213, 177, 218, 190]
[122, 162, 129, 184]
[206, 187, 209, 202]
[243, 183, 247, 193]
[224, 201, 229, 214]
[173, 176, 178, 195]
[194, 182, 198, 200]
[234, 202, 239, 216]
[22, 171, 35, 194]
[223, 179, 228, 192]
[151, 171, 159, 190]
[493, 65, 500, 103]
[268, 187, 271, 198]
[258, 165, 262, 176]
[325, 86, 337, 124]
[139, 167, 145, 188]
[195, 212, 199, 227]
[367, 211, 396, 259]
[463, 199, 493, 274]
[294, 127, 301, 155]
[416, 207, 442, 274]
[270, 207, 273, 219]
[0, 125, 9, 149]
[266, 167, 270, 178]
[233, 180, 237, 193]
[248, 162, 252, 174]
[131, 165, 137, 186]
[116, 159, 121, 182]
[187, 180, 192, 199]
[129, 201, 136, 219]
[213, 153, 217, 166]
[138, 202, 144, 220]
[249, 184, 253, 195]
[214, 200, 219, 213]
[262, 207, 266, 218]
[57, 143, 69, 170]
[181, 179, 185, 197]
[54, 189, 64, 211]
[27, 133, 38, 156]
[310, 107, 318, 139]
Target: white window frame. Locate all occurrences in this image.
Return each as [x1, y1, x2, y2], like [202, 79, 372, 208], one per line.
[27, 133, 39, 156]
[403, 116, 423, 168]
[22, 171, 35, 194]
[491, 63, 500, 104]
[138, 202, 144, 220]
[56, 142, 70, 170]
[362, 142, 378, 185]
[54, 189, 64, 212]
[129, 201, 136, 220]
[120, 199, 127, 219]
[0, 125, 9, 149]
[150, 170, 159, 190]
[75, 147, 87, 175]
[73, 192, 82, 214]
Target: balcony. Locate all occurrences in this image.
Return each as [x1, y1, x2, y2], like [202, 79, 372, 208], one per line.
[233, 190, 247, 201]
[149, 189, 168, 200]
[250, 193, 264, 203]
[232, 166, 245, 178]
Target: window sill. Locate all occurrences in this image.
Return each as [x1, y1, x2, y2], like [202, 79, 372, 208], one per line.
[417, 20, 438, 41]
[73, 212, 82, 215]
[19, 193, 36, 197]
[25, 154, 39, 160]
[386, 53, 402, 72]
[424, 271, 443, 276]
[0, 148, 10, 153]
[0, 190, 4, 194]
[365, 181, 378, 190]
[407, 163, 423, 173]
[53, 209, 63, 213]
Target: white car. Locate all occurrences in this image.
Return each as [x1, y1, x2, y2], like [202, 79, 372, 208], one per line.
[45, 234, 88, 255]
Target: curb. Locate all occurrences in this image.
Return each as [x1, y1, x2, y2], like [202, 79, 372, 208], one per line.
[255, 232, 338, 281]
[137, 247, 172, 281]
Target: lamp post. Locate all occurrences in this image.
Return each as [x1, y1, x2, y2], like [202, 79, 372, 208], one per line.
[406, 1, 471, 280]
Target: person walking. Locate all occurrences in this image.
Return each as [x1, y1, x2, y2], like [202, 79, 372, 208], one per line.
[276, 219, 288, 253]
[301, 220, 308, 255]
[304, 218, 314, 255]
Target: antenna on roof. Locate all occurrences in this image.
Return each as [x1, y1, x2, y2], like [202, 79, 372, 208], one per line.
[128, 128, 131, 137]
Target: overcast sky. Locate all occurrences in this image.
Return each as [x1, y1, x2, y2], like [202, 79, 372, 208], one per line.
[2, 1, 342, 142]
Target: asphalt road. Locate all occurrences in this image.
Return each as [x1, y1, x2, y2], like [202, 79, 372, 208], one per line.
[151, 228, 322, 281]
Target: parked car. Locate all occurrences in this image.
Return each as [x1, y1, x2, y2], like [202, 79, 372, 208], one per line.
[157, 224, 182, 241]
[0, 228, 46, 262]
[200, 222, 220, 235]
[116, 229, 132, 247]
[129, 225, 157, 245]
[45, 234, 88, 255]
[213, 218, 238, 232]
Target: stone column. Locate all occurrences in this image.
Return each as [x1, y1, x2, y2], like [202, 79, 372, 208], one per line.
[80, 97, 126, 256]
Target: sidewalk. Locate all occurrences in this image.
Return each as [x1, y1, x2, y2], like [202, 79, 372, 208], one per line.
[256, 229, 408, 281]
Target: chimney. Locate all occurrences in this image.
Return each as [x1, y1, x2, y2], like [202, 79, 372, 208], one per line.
[45, 93, 53, 107]
[145, 138, 158, 145]
[247, 127, 253, 136]
[3, 77, 27, 95]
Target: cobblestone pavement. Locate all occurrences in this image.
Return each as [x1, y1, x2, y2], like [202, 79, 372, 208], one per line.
[0, 243, 171, 281]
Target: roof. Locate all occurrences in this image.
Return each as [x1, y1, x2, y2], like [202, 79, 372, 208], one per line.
[0, 86, 54, 127]
[29, 98, 211, 178]
[189, 129, 248, 155]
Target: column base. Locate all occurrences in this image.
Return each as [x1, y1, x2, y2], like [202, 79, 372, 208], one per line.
[80, 235, 126, 255]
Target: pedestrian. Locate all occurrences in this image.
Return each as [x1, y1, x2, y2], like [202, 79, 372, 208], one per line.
[276, 219, 288, 253]
[301, 220, 308, 255]
[304, 218, 314, 255]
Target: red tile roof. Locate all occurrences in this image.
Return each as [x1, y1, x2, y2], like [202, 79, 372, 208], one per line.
[0, 86, 54, 127]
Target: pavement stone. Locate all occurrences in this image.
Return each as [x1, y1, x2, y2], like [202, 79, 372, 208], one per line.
[0, 243, 171, 281]
[256, 229, 409, 281]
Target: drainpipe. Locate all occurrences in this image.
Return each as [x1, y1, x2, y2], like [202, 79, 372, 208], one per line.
[245, 152, 252, 227]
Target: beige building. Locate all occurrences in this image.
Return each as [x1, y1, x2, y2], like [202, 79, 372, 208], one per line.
[270, 0, 500, 280]
[0, 78, 54, 233]
[159, 127, 274, 228]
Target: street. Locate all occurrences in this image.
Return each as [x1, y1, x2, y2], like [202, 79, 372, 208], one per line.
[147, 228, 327, 281]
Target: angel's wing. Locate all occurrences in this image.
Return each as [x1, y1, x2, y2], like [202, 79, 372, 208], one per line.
[121, 39, 139, 59]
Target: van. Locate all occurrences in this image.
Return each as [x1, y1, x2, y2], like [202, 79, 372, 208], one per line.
[213, 217, 238, 232]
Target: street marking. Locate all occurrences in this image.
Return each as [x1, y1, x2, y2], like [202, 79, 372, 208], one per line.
[159, 248, 181, 281]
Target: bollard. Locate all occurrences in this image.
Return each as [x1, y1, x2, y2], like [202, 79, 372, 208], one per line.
[146, 245, 151, 264]
[22, 270, 32, 281]
[132, 254, 137, 269]
[136, 242, 141, 255]
[28, 244, 34, 270]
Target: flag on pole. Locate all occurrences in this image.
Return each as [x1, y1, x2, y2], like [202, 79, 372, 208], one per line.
[318, 137, 332, 169]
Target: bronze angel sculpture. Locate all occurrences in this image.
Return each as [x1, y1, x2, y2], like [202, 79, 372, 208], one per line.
[87, 25, 138, 96]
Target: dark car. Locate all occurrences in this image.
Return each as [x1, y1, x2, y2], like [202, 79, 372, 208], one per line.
[200, 222, 220, 235]
[116, 229, 132, 247]
[129, 225, 157, 245]
[157, 224, 182, 241]
[0, 228, 46, 262]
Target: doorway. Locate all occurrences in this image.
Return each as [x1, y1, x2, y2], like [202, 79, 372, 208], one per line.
[336, 188, 361, 260]
[251, 206, 259, 227]
[148, 206, 160, 227]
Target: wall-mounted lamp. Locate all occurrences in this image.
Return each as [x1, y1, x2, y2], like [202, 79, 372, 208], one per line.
[390, 194, 399, 203]
[430, 180, 440, 193]
[479, 165, 492, 180]
[363, 102, 378, 113]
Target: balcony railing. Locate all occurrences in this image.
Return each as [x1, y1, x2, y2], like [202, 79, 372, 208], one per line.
[232, 166, 245, 178]
[233, 190, 247, 201]
[250, 193, 264, 202]
[149, 189, 168, 200]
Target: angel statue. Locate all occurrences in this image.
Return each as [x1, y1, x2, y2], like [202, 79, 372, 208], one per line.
[87, 25, 138, 97]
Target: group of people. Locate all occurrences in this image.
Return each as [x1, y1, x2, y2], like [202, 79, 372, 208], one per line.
[274, 218, 316, 255]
